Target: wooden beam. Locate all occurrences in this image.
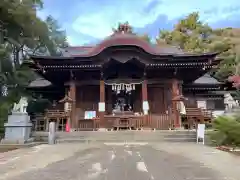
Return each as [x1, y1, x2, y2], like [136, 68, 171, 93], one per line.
[171, 79, 181, 128]
[64, 78, 176, 86]
[99, 79, 105, 128]
[69, 81, 76, 129]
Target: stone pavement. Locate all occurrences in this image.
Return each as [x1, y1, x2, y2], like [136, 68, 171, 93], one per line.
[0, 142, 239, 180]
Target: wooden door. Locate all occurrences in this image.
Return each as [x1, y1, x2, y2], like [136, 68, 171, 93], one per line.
[148, 87, 165, 114]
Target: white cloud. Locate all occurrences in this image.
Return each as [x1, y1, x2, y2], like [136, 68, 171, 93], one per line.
[72, 0, 240, 41]
[67, 36, 78, 46]
[67, 35, 94, 46]
[149, 0, 240, 21]
[72, 0, 163, 39]
[39, 0, 240, 45]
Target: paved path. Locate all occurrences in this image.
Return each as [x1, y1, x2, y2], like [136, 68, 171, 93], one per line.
[0, 143, 239, 180]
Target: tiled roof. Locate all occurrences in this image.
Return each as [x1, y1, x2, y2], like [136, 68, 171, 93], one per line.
[28, 78, 52, 87]
[193, 73, 222, 84]
[61, 33, 190, 57]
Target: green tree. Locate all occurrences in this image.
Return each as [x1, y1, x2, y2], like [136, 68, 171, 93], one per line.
[210, 115, 240, 147]
[0, 0, 68, 134]
[157, 12, 235, 80]
[44, 16, 68, 55]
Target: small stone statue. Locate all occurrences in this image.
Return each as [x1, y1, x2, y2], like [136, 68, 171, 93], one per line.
[224, 93, 239, 113]
[12, 97, 28, 113]
[235, 100, 239, 107]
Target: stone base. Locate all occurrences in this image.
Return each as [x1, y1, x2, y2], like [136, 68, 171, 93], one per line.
[70, 128, 77, 132]
[2, 113, 33, 144]
[141, 127, 152, 131]
[98, 128, 108, 132]
[1, 137, 34, 145]
[175, 127, 185, 130]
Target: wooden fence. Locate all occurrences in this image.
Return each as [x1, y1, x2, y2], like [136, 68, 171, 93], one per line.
[77, 114, 171, 131]
[33, 107, 215, 132]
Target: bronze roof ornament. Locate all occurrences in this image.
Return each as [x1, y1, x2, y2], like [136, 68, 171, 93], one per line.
[113, 22, 133, 34]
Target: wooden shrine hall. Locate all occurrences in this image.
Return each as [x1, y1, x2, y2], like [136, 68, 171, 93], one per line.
[26, 23, 222, 131]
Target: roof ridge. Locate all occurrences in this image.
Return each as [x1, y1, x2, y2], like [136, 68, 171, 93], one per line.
[66, 46, 93, 49]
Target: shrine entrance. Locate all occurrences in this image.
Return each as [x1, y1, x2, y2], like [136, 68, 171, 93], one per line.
[111, 83, 136, 113]
[102, 81, 144, 130]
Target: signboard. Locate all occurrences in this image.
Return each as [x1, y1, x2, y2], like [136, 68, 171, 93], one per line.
[197, 124, 205, 144]
[84, 111, 96, 119]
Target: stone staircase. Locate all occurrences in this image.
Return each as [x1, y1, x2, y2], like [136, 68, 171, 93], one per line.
[33, 130, 197, 143]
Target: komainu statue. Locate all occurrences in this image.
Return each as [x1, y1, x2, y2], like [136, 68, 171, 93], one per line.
[224, 93, 239, 112]
[12, 97, 28, 113]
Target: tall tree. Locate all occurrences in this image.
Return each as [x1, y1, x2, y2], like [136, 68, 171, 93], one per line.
[0, 0, 68, 132]
[157, 12, 235, 80]
[44, 16, 68, 56]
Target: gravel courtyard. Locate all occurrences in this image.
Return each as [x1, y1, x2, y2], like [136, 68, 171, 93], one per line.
[0, 142, 239, 180]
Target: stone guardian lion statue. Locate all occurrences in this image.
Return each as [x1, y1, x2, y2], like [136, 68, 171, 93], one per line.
[12, 97, 28, 113]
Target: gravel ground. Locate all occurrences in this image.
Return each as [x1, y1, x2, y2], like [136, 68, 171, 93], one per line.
[1, 142, 238, 180]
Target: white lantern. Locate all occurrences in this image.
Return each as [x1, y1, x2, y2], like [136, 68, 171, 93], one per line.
[98, 102, 105, 112]
[64, 102, 71, 112]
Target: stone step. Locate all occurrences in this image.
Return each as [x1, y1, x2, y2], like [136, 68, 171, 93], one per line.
[56, 131, 196, 137]
[56, 134, 196, 139]
[56, 137, 196, 144]
[33, 130, 196, 143]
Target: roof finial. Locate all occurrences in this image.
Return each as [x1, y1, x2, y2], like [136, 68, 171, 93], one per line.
[113, 22, 133, 34]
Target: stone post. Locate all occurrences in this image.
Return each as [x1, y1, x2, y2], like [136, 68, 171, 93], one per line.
[48, 121, 56, 145]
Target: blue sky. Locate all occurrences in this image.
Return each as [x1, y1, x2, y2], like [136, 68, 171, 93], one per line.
[38, 0, 240, 46]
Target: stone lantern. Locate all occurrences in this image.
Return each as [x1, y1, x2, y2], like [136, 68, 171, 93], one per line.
[59, 95, 73, 113]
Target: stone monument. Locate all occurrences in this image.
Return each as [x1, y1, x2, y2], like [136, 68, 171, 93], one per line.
[223, 93, 240, 116]
[1, 97, 33, 144]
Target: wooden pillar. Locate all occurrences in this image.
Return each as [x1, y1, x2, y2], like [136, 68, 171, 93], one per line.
[171, 79, 180, 128]
[142, 80, 148, 102]
[107, 86, 112, 114]
[99, 79, 105, 128]
[69, 81, 76, 129]
[56, 118, 60, 131]
[45, 118, 49, 132]
[142, 77, 149, 127]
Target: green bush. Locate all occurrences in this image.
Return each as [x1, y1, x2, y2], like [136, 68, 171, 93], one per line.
[209, 115, 240, 147]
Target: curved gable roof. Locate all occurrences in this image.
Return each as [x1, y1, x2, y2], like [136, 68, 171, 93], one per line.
[63, 33, 187, 57]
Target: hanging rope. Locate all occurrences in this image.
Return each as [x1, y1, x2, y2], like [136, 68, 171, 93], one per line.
[104, 81, 144, 94]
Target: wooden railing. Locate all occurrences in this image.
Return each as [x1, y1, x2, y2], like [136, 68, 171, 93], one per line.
[202, 109, 213, 119]
[184, 107, 213, 129]
[185, 108, 213, 121]
[33, 108, 215, 131]
[77, 119, 95, 131]
[77, 114, 171, 131]
[45, 110, 69, 118]
[149, 114, 171, 130]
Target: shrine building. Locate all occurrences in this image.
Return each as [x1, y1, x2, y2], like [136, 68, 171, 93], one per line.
[25, 23, 225, 132]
